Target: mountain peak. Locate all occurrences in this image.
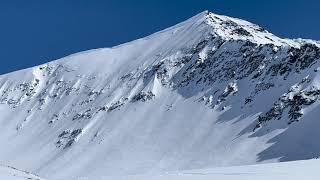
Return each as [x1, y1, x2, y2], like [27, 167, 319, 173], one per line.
[182, 11, 318, 48]
[197, 11, 294, 46]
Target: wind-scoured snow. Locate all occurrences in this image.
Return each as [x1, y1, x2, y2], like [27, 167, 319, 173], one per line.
[0, 11, 320, 179]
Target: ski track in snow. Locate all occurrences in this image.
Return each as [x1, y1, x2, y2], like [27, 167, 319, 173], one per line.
[0, 164, 44, 180]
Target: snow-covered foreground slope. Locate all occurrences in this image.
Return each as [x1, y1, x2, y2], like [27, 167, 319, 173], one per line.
[0, 164, 44, 180]
[110, 159, 320, 180]
[2, 160, 318, 180]
[0, 11, 320, 179]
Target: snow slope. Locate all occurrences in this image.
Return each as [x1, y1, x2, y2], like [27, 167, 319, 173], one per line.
[0, 11, 320, 179]
[2, 159, 319, 180]
[0, 165, 44, 180]
[107, 159, 320, 180]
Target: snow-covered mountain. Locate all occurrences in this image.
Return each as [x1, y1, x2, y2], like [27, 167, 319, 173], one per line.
[0, 11, 320, 179]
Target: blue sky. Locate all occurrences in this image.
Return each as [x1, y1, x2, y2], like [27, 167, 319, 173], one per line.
[0, 0, 319, 74]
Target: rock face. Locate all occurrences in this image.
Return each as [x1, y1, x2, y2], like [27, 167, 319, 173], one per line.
[0, 11, 320, 179]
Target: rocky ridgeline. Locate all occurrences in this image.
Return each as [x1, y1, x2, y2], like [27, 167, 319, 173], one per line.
[255, 84, 320, 130]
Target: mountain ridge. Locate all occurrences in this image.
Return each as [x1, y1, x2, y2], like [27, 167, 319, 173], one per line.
[2, 10, 319, 77]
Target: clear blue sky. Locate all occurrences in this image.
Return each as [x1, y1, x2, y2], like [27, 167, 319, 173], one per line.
[1, 0, 319, 74]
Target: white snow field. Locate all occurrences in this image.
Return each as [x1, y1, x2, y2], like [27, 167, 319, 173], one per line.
[1, 160, 319, 180]
[104, 159, 320, 180]
[0, 11, 320, 179]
